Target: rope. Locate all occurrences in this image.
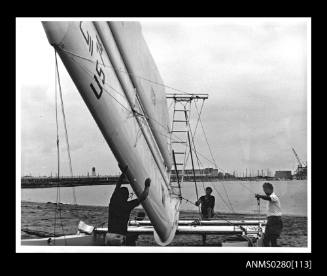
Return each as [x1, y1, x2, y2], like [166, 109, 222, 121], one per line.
[56, 44, 246, 184]
[193, 101, 257, 198]
[175, 193, 246, 227]
[183, 100, 204, 168]
[55, 52, 77, 206]
[66, 51, 221, 174]
[69, 55, 238, 214]
[187, 131, 201, 214]
[193, 153, 235, 214]
[53, 57, 59, 241]
[57, 45, 260, 217]
[185, 105, 235, 213]
[58, 47, 206, 97]
[53, 50, 67, 245]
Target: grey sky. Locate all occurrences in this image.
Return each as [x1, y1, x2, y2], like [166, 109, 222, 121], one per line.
[18, 19, 309, 177]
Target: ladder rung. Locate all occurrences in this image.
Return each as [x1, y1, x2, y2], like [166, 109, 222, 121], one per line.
[174, 109, 189, 112]
[173, 152, 185, 154]
[171, 130, 188, 133]
[175, 163, 184, 165]
[173, 120, 188, 122]
[171, 141, 187, 143]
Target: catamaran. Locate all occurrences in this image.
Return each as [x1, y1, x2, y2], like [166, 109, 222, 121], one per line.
[21, 21, 266, 247]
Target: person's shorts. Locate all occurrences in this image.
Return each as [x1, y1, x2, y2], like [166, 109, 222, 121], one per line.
[105, 233, 126, 246]
[265, 216, 283, 238]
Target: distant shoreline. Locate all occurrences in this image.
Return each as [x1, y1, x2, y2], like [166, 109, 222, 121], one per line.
[21, 176, 306, 189]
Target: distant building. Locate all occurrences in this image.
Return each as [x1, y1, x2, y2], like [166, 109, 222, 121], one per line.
[217, 172, 224, 179]
[171, 167, 219, 176]
[92, 167, 96, 177]
[275, 170, 292, 180]
[224, 172, 235, 179]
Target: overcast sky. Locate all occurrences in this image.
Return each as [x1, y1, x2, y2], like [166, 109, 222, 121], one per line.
[17, 18, 309, 177]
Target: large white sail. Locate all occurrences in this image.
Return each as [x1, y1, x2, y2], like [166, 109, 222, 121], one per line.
[108, 22, 173, 171]
[42, 21, 180, 245]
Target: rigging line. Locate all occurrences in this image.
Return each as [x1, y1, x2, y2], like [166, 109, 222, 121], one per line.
[55, 52, 77, 206]
[53, 51, 59, 241]
[70, 54, 183, 145]
[192, 102, 256, 195]
[69, 55, 134, 113]
[194, 102, 224, 172]
[54, 48, 259, 225]
[194, 152, 235, 213]
[193, 104, 237, 212]
[53, 50, 67, 244]
[173, 192, 240, 227]
[189, 126, 233, 213]
[185, 104, 235, 213]
[68, 53, 224, 178]
[190, 136, 235, 214]
[182, 103, 200, 214]
[187, 131, 201, 214]
[70, 54, 182, 142]
[58, 46, 204, 96]
[64, 47, 221, 172]
[57, 51, 251, 227]
[183, 100, 205, 167]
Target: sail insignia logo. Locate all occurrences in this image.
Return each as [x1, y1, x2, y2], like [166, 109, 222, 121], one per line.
[80, 22, 106, 100]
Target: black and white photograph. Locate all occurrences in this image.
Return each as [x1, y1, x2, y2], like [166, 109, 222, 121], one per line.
[16, 17, 310, 254]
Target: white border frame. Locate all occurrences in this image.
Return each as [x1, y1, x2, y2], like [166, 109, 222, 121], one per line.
[16, 17, 311, 253]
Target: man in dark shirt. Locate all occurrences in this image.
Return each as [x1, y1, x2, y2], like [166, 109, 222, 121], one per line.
[106, 165, 150, 245]
[195, 187, 215, 219]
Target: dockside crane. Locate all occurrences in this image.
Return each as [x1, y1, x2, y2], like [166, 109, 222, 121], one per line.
[291, 147, 307, 179]
[292, 147, 303, 167]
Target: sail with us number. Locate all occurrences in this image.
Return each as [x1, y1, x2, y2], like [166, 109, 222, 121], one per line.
[42, 21, 180, 245]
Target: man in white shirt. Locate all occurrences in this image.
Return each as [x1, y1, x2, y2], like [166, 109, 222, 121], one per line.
[255, 182, 283, 247]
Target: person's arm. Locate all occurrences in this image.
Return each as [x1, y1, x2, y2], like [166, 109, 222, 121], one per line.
[138, 178, 151, 202]
[114, 164, 128, 194]
[128, 178, 151, 210]
[195, 197, 202, 206]
[255, 194, 271, 201]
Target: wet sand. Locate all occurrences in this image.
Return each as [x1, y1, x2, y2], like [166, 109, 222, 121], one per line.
[21, 201, 307, 247]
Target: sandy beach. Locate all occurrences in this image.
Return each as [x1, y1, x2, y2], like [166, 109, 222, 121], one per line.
[21, 201, 307, 247]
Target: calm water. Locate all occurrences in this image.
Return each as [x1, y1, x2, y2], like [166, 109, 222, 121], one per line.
[21, 180, 307, 216]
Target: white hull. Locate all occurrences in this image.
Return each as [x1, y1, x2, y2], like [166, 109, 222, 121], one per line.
[21, 221, 265, 246]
